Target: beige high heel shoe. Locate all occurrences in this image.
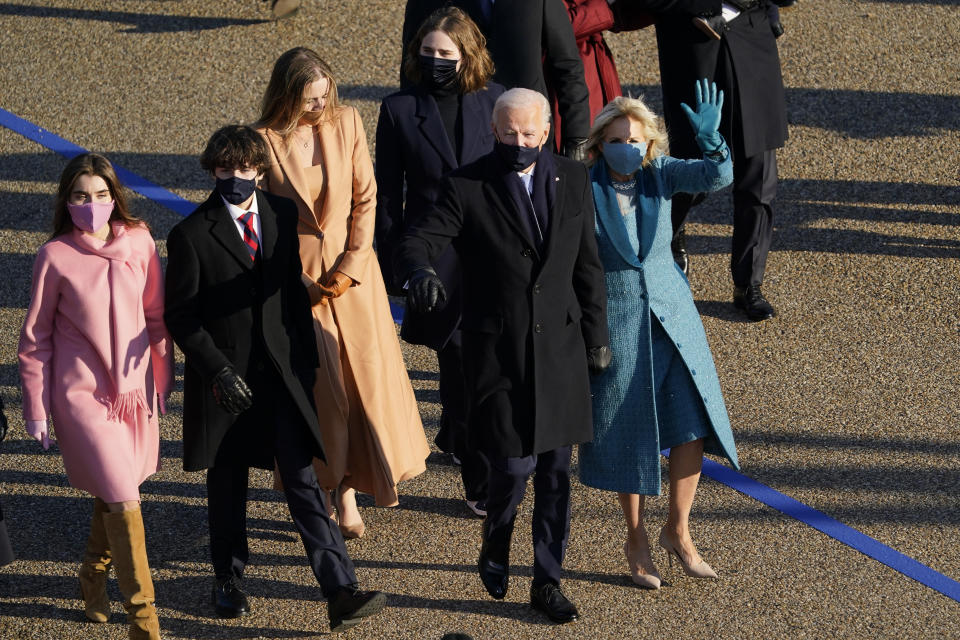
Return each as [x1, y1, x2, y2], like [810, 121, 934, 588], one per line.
[335, 487, 365, 539]
[623, 541, 661, 589]
[658, 528, 718, 579]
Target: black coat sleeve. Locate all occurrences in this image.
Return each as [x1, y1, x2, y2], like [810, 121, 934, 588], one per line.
[393, 174, 465, 284]
[627, 0, 721, 15]
[542, 0, 592, 142]
[374, 99, 405, 291]
[569, 165, 609, 348]
[163, 224, 232, 380]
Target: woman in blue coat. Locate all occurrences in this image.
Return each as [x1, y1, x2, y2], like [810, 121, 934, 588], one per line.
[579, 80, 739, 589]
[375, 6, 504, 516]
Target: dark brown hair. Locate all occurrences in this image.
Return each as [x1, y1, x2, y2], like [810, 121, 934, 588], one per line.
[257, 47, 341, 136]
[403, 6, 494, 94]
[52, 153, 143, 239]
[199, 125, 271, 174]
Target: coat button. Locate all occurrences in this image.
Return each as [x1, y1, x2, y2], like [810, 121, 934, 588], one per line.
[676, 343, 682, 349]
[533, 284, 541, 294]
[534, 323, 543, 334]
[249, 288, 257, 296]
[691, 369, 697, 376]
[315, 232, 323, 239]
[659, 315, 666, 322]
[521, 248, 532, 257]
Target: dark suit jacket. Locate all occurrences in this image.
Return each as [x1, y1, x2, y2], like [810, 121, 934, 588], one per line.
[401, 0, 591, 148]
[375, 82, 504, 349]
[394, 151, 609, 458]
[634, 0, 788, 159]
[164, 190, 322, 472]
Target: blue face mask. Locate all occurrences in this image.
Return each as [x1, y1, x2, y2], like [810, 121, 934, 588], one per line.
[603, 142, 647, 176]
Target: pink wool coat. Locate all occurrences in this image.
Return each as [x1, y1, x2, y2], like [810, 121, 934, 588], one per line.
[18, 223, 174, 503]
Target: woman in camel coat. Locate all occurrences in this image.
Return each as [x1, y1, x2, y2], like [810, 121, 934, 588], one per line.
[256, 47, 429, 537]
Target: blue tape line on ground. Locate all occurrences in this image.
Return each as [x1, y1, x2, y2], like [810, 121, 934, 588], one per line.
[700, 458, 960, 602]
[0, 107, 195, 216]
[6, 105, 957, 603]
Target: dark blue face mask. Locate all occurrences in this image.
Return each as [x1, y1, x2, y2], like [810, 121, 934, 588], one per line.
[418, 55, 459, 89]
[494, 140, 541, 172]
[216, 175, 257, 205]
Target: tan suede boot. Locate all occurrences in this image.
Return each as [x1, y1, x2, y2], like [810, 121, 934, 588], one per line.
[79, 498, 112, 622]
[103, 508, 161, 640]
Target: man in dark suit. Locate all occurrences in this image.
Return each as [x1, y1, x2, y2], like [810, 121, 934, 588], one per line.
[401, 0, 592, 159]
[164, 125, 384, 633]
[635, 0, 788, 321]
[394, 89, 610, 623]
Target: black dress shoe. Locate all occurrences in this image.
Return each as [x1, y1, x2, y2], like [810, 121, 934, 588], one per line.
[733, 285, 776, 321]
[671, 226, 690, 276]
[530, 582, 579, 624]
[212, 577, 250, 618]
[328, 585, 386, 633]
[477, 549, 509, 599]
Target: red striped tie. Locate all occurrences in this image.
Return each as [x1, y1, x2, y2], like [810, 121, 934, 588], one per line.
[239, 212, 259, 262]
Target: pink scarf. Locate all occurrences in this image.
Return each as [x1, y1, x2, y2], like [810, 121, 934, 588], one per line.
[71, 223, 151, 422]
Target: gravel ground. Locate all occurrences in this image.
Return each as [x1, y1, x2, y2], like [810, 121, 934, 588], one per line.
[1, 1, 958, 638]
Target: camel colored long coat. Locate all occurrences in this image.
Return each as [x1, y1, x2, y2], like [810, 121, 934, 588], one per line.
[258, 107, 428, 506]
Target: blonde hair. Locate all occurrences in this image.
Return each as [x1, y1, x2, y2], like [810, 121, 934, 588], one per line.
[585, 96, 669, 169]
[257, 47, 341, 138]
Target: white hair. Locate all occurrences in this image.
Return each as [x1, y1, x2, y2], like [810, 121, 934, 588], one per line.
[491, 88, 551, 129]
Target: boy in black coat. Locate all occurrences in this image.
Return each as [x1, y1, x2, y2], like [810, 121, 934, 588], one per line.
[164, 125, 384, 633]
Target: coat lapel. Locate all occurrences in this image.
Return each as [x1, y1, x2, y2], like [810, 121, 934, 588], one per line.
[459, 90, 488, 166]
[592, 178, 643, 269]
[636, 190, 660, 264]
[263, 128, 315, 222]
[542, 169, 565, 260]
[483, 158, 541, 257]
[415, 91, 457, 170]
[204, 194, 256, 270]
[255, 191, 277, 264]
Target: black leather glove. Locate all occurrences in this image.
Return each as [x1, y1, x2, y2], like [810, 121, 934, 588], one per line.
[587, 345, 612, 375]
[0, 396, 7, 442]
[407, 267, 448, 313]
[768, 4, 784, 37]
[211, 366, 254, 415]
[562, 138, 589, 163]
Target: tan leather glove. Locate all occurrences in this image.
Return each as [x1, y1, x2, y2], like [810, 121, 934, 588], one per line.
[316, 270, 354, 301]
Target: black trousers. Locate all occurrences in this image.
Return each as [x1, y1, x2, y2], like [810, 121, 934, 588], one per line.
[206, 387, 357, 598]
[483, 446, 572, 586]
[435, 341, 489, 502]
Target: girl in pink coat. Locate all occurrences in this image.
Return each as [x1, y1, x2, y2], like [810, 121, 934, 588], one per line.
[18, 153, 173, 640]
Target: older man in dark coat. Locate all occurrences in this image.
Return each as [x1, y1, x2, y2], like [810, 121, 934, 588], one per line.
[394, 88, 610, 623]
[634, 0, 788, 321]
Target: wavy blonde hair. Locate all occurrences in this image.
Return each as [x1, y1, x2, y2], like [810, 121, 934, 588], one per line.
[585, 96, 669, 169]
[257, 47, 341, 138]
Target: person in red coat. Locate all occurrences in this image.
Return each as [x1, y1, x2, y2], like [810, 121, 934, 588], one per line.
[549, 0, 654, 150]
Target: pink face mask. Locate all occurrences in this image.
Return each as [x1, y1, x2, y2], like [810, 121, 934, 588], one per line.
[66, 201, 114, 233]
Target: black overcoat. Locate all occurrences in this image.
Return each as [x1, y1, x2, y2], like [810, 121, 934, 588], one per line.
[394, 152, 609, 458]
[401, 0, 591, 146]
[164, 190, 322, 472]
[633, 0, 788, 159]
[375, 82, 504, 349]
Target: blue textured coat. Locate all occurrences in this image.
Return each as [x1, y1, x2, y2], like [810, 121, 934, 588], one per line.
[578, 148, 740, 495]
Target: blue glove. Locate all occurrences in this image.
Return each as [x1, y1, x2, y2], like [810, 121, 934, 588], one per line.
[680, 78, 724, 153]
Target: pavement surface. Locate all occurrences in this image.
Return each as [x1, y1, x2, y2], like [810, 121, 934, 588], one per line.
[0, 1, 958, 639]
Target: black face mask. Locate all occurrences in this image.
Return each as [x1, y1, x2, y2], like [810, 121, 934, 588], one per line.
[494, 140, 541, 172]
[418, 55, 459, 89]
[216, 175, 257, 205]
